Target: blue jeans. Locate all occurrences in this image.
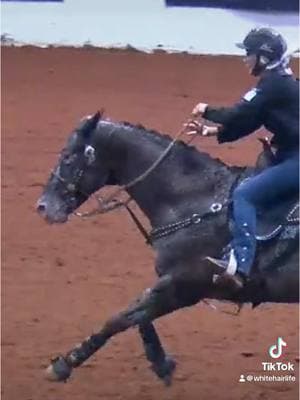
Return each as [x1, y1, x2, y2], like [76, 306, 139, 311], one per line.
[232, 153, 299, 276]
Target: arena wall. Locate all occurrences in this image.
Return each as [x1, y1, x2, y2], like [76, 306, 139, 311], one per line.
[1, 0, 299, 55]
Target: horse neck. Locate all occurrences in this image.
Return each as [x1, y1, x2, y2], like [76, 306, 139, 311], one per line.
[98, 122, 240, 227]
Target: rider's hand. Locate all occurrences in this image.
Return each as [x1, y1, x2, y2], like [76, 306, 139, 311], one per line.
[191, 102, 208, 117]
[184, 119, 204, 135]
[202, 126, 219, 137]
[184, 120, 219, 137]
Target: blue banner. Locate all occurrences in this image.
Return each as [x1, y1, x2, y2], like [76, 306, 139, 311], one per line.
[166, 0, 298, 12]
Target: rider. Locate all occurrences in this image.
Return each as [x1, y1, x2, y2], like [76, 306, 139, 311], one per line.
[186, 27, 299, 290]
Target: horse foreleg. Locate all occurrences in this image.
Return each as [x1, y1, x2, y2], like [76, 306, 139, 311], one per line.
[138, 323, 176, 385]
[46, 274, 189, 383]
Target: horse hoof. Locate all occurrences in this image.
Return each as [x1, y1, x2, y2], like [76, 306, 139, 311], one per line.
[151, 355, 176, 386]
[162, 356, 176, 386]
[45, 356, 72, 382]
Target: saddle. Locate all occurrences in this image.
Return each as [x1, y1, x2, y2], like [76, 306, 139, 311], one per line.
[255, 196, 298, 241]
[240, 138, 299, 242]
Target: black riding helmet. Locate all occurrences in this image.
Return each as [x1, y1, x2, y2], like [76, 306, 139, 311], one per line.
[236, 27, 287, 76]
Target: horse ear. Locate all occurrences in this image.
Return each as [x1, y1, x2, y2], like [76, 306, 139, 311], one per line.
[81, 111, 101, 137]
[89, 111, 101, 130]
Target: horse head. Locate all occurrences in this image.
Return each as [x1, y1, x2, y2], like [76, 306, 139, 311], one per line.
[37, 111, 115, 223]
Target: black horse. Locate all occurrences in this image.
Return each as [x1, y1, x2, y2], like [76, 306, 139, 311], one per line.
[37, 111, 299, 384]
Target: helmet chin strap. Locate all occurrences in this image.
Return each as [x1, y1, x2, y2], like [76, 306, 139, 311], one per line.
[266, 48, 299, 74]
[251, 55, 268, 76]
[252, 48, 298, 76]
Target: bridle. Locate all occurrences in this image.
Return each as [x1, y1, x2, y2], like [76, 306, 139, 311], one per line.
[70, 126, 190, 217]
[51, 124, 225, 245]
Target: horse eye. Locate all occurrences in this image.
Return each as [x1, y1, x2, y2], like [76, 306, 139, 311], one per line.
[84, 145, 96, 164]
[64, 154, 75, 165]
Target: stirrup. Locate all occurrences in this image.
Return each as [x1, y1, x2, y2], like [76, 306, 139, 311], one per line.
[206, 249, 238, 275]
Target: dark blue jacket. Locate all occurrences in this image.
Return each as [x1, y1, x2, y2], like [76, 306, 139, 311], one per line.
[203, 68, 299, 159]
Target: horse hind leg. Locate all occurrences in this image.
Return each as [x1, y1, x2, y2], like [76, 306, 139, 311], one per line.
[46, 274, 200, 383]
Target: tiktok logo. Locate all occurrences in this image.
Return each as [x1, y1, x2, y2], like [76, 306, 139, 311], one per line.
[268, 337, 287, 359]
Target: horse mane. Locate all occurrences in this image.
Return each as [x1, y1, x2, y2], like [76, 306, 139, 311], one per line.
[96, 112, 233, 173]
[121, 121, 229, 171]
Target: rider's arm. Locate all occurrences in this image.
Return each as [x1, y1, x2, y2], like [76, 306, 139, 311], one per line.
[203, 76, 275, 143]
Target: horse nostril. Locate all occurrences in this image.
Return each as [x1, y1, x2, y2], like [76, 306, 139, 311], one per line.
[37, 202, 47, 215]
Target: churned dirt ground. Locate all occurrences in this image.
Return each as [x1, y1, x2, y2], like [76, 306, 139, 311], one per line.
[2, 46, 299, 400]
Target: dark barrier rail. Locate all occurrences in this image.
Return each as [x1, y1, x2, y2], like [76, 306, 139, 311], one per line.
[166, 0, 299, 12]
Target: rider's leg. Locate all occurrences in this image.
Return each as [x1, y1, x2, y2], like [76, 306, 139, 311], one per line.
[232, 154, 299, 278]
[207, 154, 299, 287]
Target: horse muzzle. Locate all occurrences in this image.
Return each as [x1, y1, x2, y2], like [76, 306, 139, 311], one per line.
[36, 196, 69, 224]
